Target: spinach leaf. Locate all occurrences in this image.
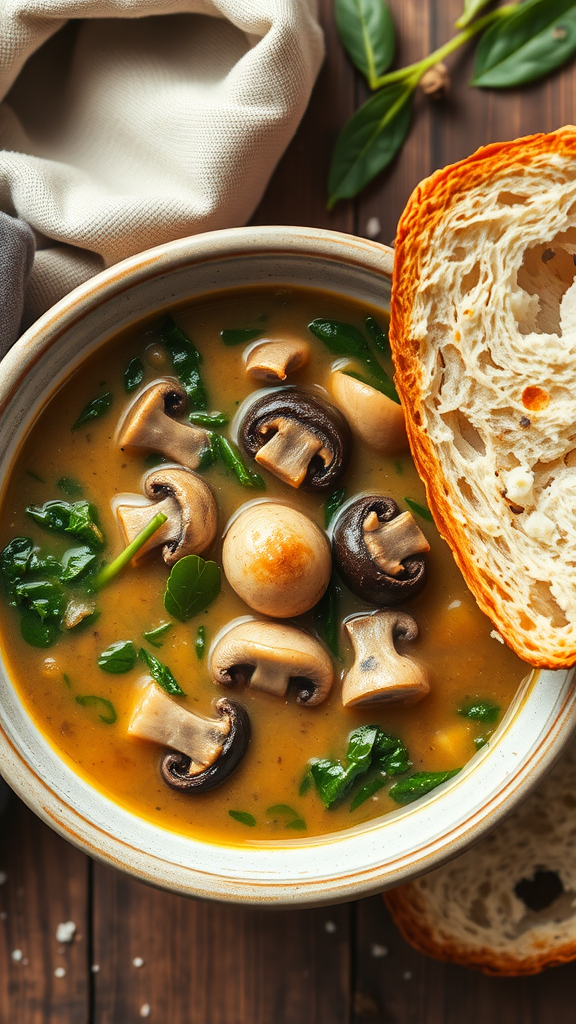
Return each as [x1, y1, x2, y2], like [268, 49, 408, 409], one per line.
[228, 810, 256, 826]
[456, 0, 494, 29]
[473, 0, 576, 88]
[195, 624, 206, 660]
[57, 477, 83, 498]
[143, 623, 172, 648]
[394, 460, 404, 475]
[0, 537, 33, 601]
[189, 411, 230, 427]
[458, 699, 500, 723]
[72, 392, 113, 431]
[314, 577, 341, 658]
[143, 454, 168, 469]
[308, 318, 399, 402]
[324, 487, 346, 528]
[75, 695, 117, 725]
[311, 725, 380, 808]
[61, 546, 96, 582]
[98, 640, 137, 674]
[220, 329, 263, 346]
[350, 774, 387, 811]
[266, 804, 306, 830]
[124, 356, 144, 393]
[389, 768, 462, 805]
[26, 500, 104, 549]
[161, 315, 207, 410]
[26, 470, 44, 483]
[327, 82, 413, 208]
[404, 497, 433, 523]
[15, 578, 64, 621]
[139, 647, 186, 696]
[299, 768, 313, 796]
[20, 609, 60, 648]
[365, 315, 390, 356]
[335, 0, 395, 85]
[212, 434, 265, 488]
[374, 732, 411, 775]
[164, 554, 220, 622]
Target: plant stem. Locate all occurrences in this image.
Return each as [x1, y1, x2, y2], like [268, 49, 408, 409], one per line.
[94, 513, 167, 589]
[372, 4, 518, 90]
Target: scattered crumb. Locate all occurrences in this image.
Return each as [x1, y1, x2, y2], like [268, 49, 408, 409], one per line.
[139, 1004, 151, 1018]
[490, 630, 505, 644]
[55, 921, 76, 944]
[370, 943, 389, 958]
[11, 949, 23, 962]
[54, 967, 66, 979]
[403, 970, 413, 980]
[365, 217, 381, 239]
[133, 957, 145, 968]
[324, 920, 337, 934]
[1, 912, 7, 921]
[447, 600, 461, 610]
[91, 964, 100, 973]
[0, 871, 7, 886]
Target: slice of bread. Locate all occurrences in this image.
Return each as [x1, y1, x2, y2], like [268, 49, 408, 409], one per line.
[384, 738, 576, 975]
[389, 127, 576, 667]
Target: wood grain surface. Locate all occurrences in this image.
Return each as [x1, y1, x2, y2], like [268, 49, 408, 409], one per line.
[3, 1, 576, 1020]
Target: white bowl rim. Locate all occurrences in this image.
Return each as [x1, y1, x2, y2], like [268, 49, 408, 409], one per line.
[0, 224, 574, 907]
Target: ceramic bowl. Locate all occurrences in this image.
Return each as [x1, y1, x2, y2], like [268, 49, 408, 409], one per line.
[0, 226, 574, 906]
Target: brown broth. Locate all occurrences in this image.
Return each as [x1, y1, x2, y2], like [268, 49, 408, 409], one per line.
[0, 286, 528, 844]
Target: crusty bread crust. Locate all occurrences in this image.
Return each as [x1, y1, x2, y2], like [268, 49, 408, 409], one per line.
[390, 127, 576, 667]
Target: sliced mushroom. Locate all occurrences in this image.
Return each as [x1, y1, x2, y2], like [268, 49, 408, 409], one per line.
[115, 468, 217, 566]
[245, 338, 310, 383]
[342, 611, 430, 707]
[333, 496, 428, 605]
[222, 502, 331, 617]
[128, 681, 251, 792]
[210, 620, 333, 706]
[238, 388, 351, 491]
[331, 371, 407, 454]
[118, 380, 209, 469]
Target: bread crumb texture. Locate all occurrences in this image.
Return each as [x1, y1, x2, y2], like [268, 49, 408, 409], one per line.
[385, 738, 576, 975]
[390, 126, 576, 667]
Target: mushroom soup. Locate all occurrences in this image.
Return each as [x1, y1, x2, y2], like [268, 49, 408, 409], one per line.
[0, 287, 527, 843]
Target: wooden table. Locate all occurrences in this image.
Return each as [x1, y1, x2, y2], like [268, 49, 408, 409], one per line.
[3, 2, 576, 1020]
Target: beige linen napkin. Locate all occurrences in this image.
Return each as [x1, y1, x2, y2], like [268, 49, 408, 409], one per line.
[0, 0, 323, 328]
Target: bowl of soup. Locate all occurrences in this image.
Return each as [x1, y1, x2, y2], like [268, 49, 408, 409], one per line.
[0, 226, 574, 905]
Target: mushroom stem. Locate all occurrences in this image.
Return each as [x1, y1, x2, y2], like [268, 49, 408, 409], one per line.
[255, 418, 331, 487]
[245, 339, 310, 383]
[342, 611, 430, 707]
[363, 510, 430, 576]
[118, 380, 209, 469]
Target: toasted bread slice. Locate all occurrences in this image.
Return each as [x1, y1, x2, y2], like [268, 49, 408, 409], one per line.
[385, 738, 576, 976]
[390, 127, 576, 667]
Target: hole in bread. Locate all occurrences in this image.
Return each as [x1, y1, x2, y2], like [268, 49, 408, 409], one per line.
[457, 477, 482, 510]
[460, 263, 480, 295]
[447, 246, 467, 262]
[564, 449, 576, 467]
[441, 411, 486, 460]
[516, 232, 576, 336]
[515, 869, 563, 912]
[496, 191, 529, 206]
[528, 581, 569, 628]
[468, 897, 491, 929]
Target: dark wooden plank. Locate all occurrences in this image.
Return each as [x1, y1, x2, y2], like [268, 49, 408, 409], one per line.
[92, 862, 351, 1024]
[0, 793, 89, 1024]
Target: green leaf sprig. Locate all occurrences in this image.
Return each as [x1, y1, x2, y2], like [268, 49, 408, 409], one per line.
[389, 769, 462, 805]
[75, 695, 117, 725]
[228, 809, 256, 826]
[139, 647, 185, 696]
[163, 554, 221, 622]
[98, 640, 137, 674]
[309, 725, 410, 809]
[329, 0, 576, 205]
[161, 315, 207, 411]
[27, 500, 104, 549]
[72, 392, 113, 431]
[458, 698, 501, 723]
[308, 318, 399, 402]
[266, 804, 306, 831]
[143, 623, 172, 648]
[220, 328, 264, 346]
[93, 512, 167, 589]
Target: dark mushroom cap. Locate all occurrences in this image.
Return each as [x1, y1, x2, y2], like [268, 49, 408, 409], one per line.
[160, 698, 251, 793]
[238, 387, 351, 492]
[333, 495, 428, 605]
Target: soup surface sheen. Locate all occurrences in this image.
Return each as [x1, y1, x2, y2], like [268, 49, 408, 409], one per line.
[0, 287, 527, 844]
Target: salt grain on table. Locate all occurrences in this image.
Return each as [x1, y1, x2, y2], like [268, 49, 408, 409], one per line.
[54, 967, 66, 979]
[139, 1004, 151, 1018]
[370, 943, 389, 958]
[324, 920, 337, 933]
[0, 871, 7, 886]
[133, 957, 144, 968]
[11, 950, 23, 962]
[55, 921, 76, 944]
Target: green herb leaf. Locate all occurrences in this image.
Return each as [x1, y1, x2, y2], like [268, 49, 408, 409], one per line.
[15, 578, 64, 621]
[472, 0, 576, 88]
[374, 732, 411, 775]
[164, 554, 220, 623]
[228, 810, 256, 826]
[404, 497, 433, 523]
[20, 608, 59, 648]
[350, 774, 387, 811]
[93, 512, 167, 589]
[124, 356, 144, 394]
[72, 392, 113, 431]
[389, 768, 462, 805]
[310, 725, 381, 808]
[335, 0, 395, 85]
[161, 315, 207, 410]
[212, 434, 266, 488]
[26, 470, 44, 483]
[308, 318, 399, 402]
[365, 315, 390, 356]
[324, 487, 346, 528]
[98, 640, 137, 674]
[188, 411, 230, 427]
[75, 695, 117, 725]
[0, 538, 33, 602]
[314, 577, 341, 658]
[63, 673, 71, 688]
[195, 624, 206, 660]
[220, 329, 264, 346]
[458, 699, 501, 723]
[61, 546, 97, 582]
[299, 768, 313, 796]
[266, 804, 306, 830]
[57, 477, 83, 498]
[456, 0, 494, 29]
[328, 82, 413, 208]
[394, 460, 404, 475]
[143, 623, 172, 648]
[26, 500, 104, 549]
[139, 647, 186, 696]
